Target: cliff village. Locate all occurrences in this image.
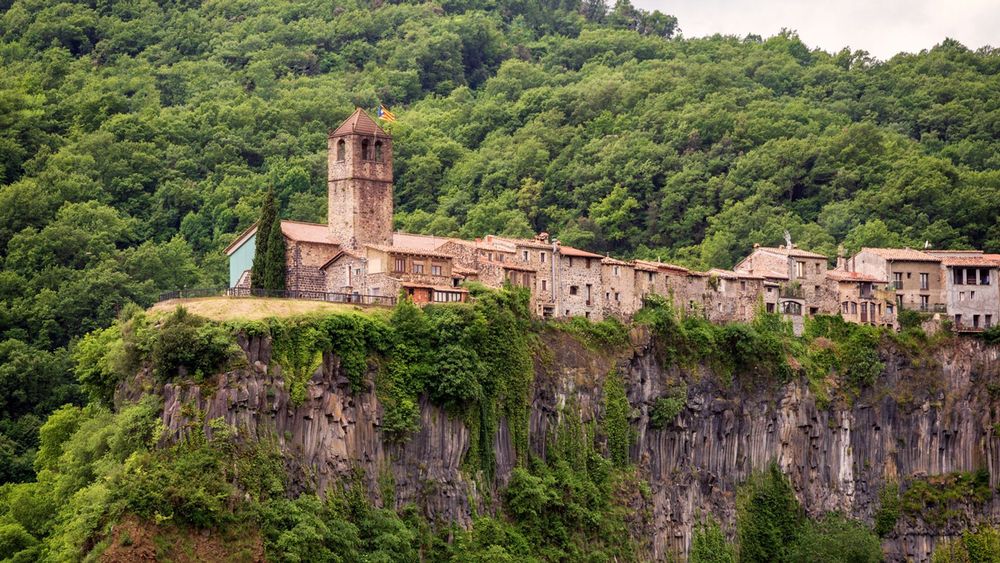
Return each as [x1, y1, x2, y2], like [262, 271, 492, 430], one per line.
[226, 109, 1000, 334]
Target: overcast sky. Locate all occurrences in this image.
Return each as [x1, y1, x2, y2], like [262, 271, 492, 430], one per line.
[632, 0, 999, 59]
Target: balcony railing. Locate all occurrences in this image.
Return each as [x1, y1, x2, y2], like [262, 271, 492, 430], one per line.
[779, 285, 804, 299]
[158, 287, 397, 307]
[916, 303, 947, 313]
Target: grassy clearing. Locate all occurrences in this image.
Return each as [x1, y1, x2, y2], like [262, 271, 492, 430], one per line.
[148, 297, 383, 321]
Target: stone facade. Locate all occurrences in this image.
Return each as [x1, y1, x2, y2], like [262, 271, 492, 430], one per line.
[327, 109, 393, 248]
[847, 248, 945, 313]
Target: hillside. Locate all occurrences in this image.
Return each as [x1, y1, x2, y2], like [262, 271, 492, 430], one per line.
[1, 0, 1000, 559]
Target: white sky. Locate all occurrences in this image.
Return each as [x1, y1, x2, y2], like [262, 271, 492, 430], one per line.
[632, 0, 999, 59]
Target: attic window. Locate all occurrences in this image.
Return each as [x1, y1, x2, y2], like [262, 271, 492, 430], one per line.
[361, 139, 371, 160]
[336, 139, 345, 161]
[374, 141, 383, 162]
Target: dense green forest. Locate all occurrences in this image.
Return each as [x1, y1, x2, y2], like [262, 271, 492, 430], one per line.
[0, 0, 998, 558]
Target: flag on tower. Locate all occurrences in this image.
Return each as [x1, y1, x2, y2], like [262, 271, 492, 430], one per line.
[377, 104, 396, 122]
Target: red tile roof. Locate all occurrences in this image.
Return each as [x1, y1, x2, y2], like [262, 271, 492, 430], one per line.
[280, 221, 340, 245]
[860, 247, 940, 262]
[756, 246, 828, 259]
[331, 108, 390, 138]
[941, 256, 1000, 267]
[558, 245, 604, 259]
[365, 244, 455, 259]
[223, 220, 340, 254]
[826, 270, 884, 283]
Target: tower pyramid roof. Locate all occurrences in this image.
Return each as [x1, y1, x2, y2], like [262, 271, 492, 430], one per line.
[330, 108, 390, 138]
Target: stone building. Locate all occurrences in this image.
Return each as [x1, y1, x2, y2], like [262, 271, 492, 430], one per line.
[934, 252, 1000, 332]
[826, 270, 896, 327]
[845, 248, 945, 313]
[224, 109, 998, 332]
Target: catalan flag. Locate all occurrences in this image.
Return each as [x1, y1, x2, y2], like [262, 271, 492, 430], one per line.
[377, 104, 396, 122]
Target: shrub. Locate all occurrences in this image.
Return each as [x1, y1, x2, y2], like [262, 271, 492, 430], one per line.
[151, 307, 236, 381]
[603, 371, 631, 467]
[874, 481, 900, 537]
[649, 382, 687, 430]
[786, 513, 881, 563]
[736, 463, 803, 563]
[690, 518, 734, 563]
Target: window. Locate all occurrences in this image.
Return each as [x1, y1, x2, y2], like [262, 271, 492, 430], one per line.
[893, 272, 903, 288]
[615, 292, 620, 302]
[986, 315, 993, 328]
[954, 268, 964, 285]
[354, 268, 361, 276]
[647, 272, 654, 282]
[973, 315, 980, 328]
[413, 262, 424, 274]
[540, 252, 546, 263]
[907, 272, 912, 279]
[336, 139, 346, 161]
[955, 314, 962, 326]
[960, 292, 965, 301]
[782, 301, 802, 315]
[796, 261, 805, 278]
[431, 265, 442, 276]
[971, 290, 976, 299]
[741, 281, 747, 291]
[981, 269, 991, 285]
[896, 294, 903, 308]
[766, 303, 775, 313]
[585, 284, 592, 303]
[920, 295, 929, 310]
[433, 290, 463, 303]
[452, 278, 460, 287]
[815, 262, 821, 274]
[887, 305, 893, 315]
[541, 279, 547, 291]
[394, 258, 405, 272]
[842, 302, 849, 314]
[920, 273, 928, 290]
[966, 268, 978, 285]
[851, 302, 857, 314]
[613, 265, 620, 276]
[569, 286, 578, 295]
[523, 250, 529, 261]
[361, 139, 371, 160]
[568, 257, 573, 267]
[586, 259, 591, 269]
[374, 141, 383, 162]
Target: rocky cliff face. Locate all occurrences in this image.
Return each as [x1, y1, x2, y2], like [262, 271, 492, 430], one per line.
[140, 329, 1000, 561]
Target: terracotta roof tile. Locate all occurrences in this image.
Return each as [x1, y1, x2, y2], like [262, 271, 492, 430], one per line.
[826, 270, 884, 283]
[392, 232, 458, 252]
[860, 247, 940, 262]
[331, 108, 390, 138]
[756, 246, 828, 259]
[558, 245, 604, 259]
[365, 244, 455, 259]
[941, 256, 1000, 267]
[280, 221, 340, 245]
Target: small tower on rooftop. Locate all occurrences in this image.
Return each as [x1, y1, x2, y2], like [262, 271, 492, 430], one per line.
[328, 108, 393, 248]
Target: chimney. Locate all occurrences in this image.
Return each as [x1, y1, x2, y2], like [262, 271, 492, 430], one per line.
[753, 243, 760, 249]
[836, 244, 846, 270]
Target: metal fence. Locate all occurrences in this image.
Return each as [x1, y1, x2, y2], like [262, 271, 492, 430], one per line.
[158, 287, 396, 307]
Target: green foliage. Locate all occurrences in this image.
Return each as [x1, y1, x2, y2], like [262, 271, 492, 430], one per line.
[649, 381, 687, 430]
[736, 463, 803, 563]
[785, 513, 882, 563]
[932, 526, 1000, 563]
[251, 188, 278, 291]
[735, 464, 882, 563]
[898, 308, 929, 331]
[689, 518, 734, 563]
[261, 194, 288, 291]
[603, 370, 631, 467]
[874, 481, 900, 537]
[550, 316, 630, 351]
[901, 469, 992, 528]
[151, 307, 237, 382]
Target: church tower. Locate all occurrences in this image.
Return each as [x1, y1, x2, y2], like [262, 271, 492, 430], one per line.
[328, 108, 393, 249]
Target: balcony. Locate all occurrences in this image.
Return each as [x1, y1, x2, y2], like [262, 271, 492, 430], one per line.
[917, 304, 947, 313]
[779, 284, 804, 299]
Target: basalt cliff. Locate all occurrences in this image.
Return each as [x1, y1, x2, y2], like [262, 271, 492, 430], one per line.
[124, 328, 1000, 561]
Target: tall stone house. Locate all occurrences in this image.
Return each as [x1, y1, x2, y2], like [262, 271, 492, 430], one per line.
[225, 109, 998, 331]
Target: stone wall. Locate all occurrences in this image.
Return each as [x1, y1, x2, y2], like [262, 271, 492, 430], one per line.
[286, 240, 338, 293]
[556, 254, 603, 319]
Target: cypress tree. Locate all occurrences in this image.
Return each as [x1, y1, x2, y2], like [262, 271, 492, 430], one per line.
[249, 189, 277, 289]
[261, 213, 287, 290]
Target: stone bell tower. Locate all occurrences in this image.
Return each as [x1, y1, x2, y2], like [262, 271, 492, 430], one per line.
[328, 108, 393, 249]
